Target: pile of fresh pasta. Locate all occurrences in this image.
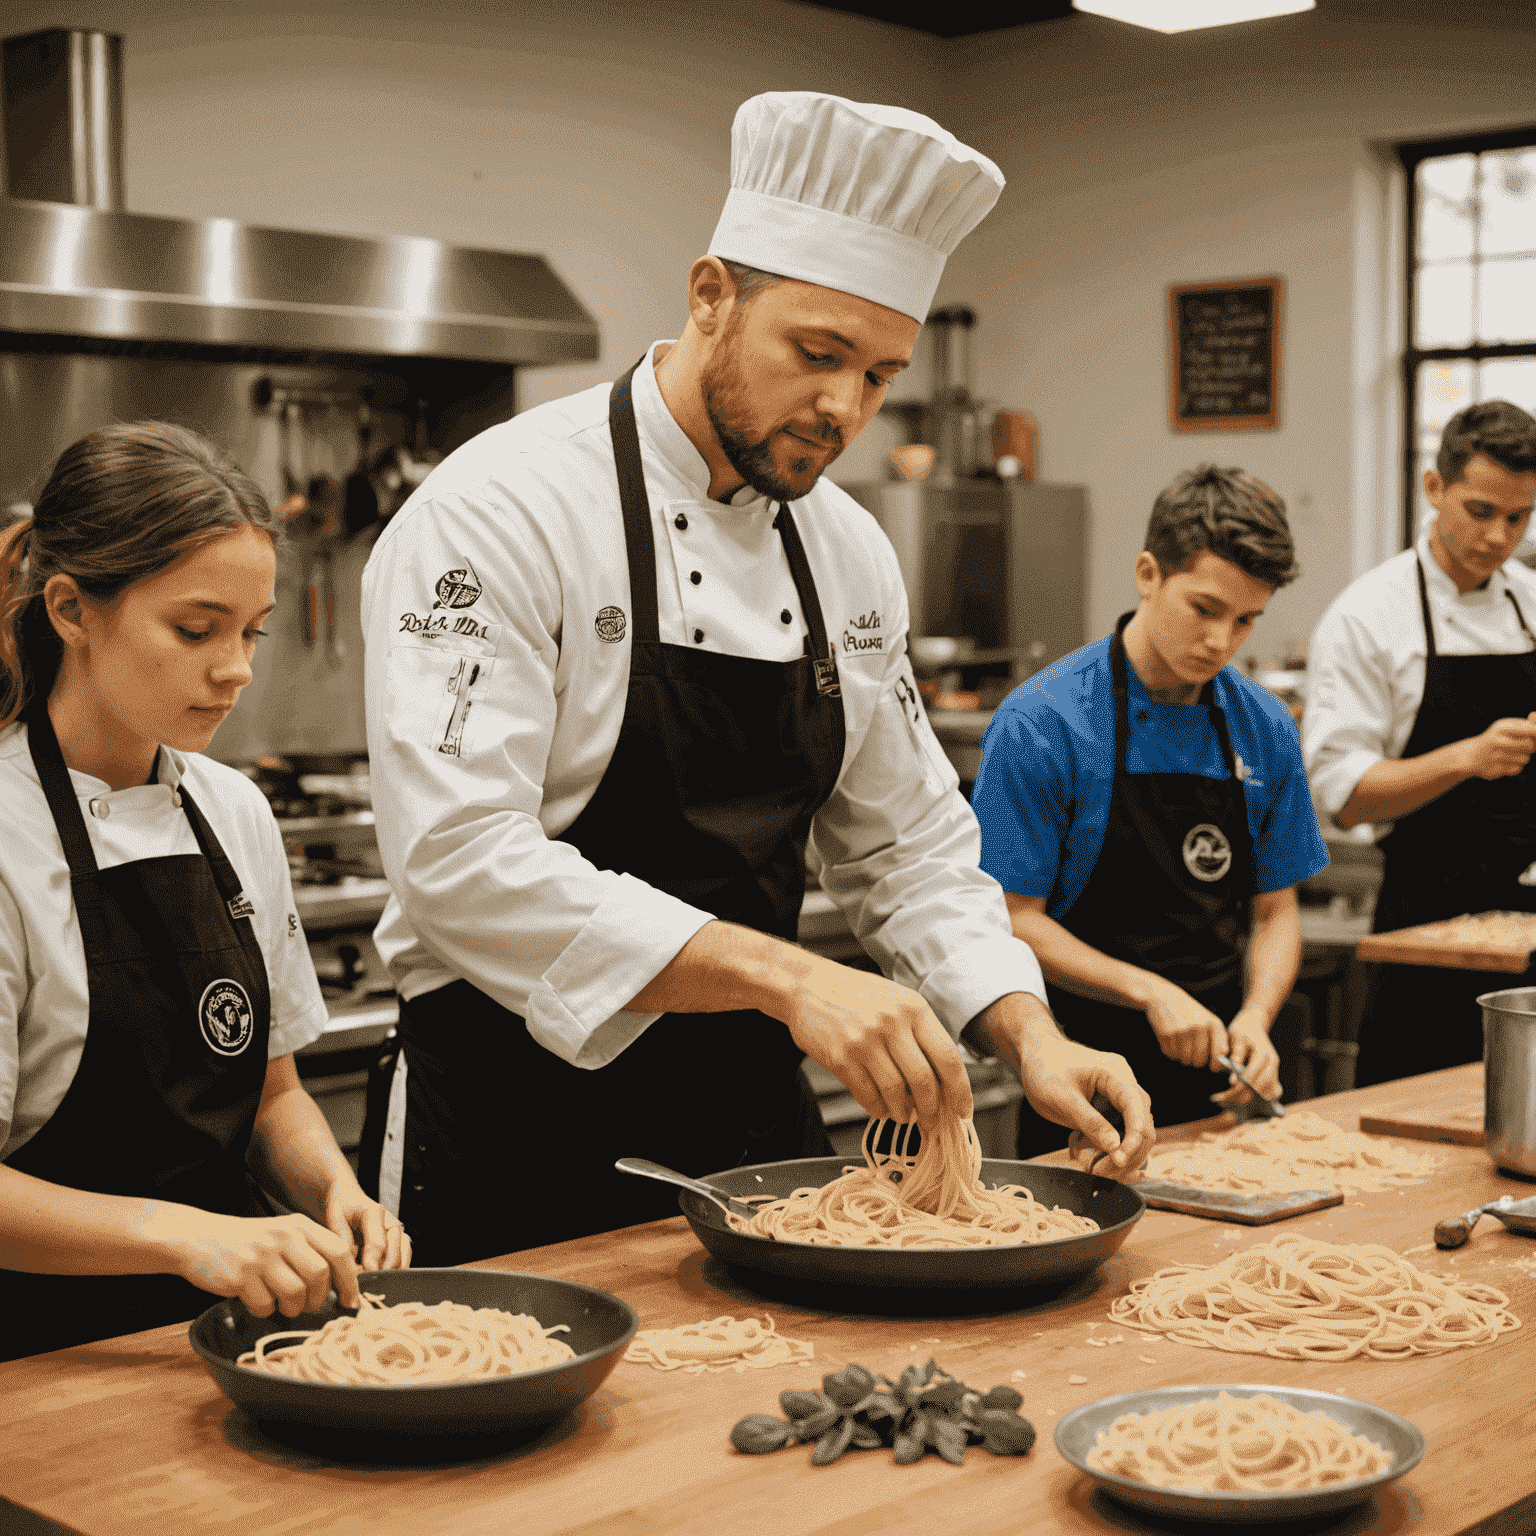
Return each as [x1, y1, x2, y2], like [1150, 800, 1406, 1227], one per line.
[727, 1115, 1098, 1248]
[237, 1293, 576, 1384]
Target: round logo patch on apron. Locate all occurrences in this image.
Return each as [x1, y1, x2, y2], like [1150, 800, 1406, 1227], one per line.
[1182, 823, 1232, 883]
[198, 979, 255, 1056]
[594, 605, 626, 643]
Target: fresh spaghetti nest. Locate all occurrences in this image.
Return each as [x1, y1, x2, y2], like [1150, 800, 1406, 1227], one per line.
[1087, 1392, 1394, 1491]
[624, 1314, 814, 1374]
[1109, 1232, 1520, 1360]
[236, 1293, 576, 1384]
[1144, 1110, 1442, 1197]
[725, 1116, 1099, 1248]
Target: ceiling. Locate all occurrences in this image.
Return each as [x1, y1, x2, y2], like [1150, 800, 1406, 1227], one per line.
[793, 0, 1074, 37]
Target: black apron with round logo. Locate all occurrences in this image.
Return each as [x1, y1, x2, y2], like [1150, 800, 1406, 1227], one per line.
[1355, 557, 1536, 1086]
[391, 359, 846, 1263]
[1016, 617, 1254, 1155]
[0, 707, 271, 1361]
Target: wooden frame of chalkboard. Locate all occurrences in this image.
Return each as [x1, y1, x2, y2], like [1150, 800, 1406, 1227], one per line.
[1168, 276, 1283, 432]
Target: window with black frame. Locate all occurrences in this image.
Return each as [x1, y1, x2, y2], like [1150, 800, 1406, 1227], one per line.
[1401, 128, 1536, 549]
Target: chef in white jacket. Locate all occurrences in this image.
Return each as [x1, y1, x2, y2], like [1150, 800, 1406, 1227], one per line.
[360, 91, 1153, 1262]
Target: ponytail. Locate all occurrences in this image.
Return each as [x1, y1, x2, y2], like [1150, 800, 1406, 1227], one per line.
[0, 519, 43, 728]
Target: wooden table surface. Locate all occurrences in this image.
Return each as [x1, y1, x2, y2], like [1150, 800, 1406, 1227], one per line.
[6, 1071, 1536, 1536]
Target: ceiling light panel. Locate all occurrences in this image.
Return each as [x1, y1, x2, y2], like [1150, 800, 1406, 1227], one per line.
[1072, 0, 1315, 32]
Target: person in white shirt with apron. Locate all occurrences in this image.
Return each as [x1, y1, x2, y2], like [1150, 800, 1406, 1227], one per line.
[1305, 400, 1536, 1086]
[0, 424, 407, 1360]
[360, 92, 1155, 1263]
[974, 468, 1328, 1154]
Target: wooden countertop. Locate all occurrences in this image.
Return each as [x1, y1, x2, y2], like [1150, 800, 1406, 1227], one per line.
[5, 1075, 1536, 1536]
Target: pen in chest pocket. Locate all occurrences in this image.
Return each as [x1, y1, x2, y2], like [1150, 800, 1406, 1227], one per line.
[439, 660, 480, 756]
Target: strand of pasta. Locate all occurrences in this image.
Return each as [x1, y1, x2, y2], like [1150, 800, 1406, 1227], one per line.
[1144, 1110, 1442, 1197]
[1109, 1233, 1520, 1360]
[1086, 1391, 1394, 1491]
[624, 1315, 814, 1374]
[236, 1293, 576, 1384]
[727, 1116, 1099, 1248]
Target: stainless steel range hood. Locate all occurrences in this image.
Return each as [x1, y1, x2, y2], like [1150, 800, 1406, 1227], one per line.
[0, 28, 599, 366]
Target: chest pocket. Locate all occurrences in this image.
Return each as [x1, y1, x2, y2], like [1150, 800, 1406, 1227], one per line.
[892, 666, 952, 795]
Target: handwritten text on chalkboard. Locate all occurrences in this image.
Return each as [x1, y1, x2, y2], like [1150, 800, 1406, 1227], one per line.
[1169, 278, 1282, 432]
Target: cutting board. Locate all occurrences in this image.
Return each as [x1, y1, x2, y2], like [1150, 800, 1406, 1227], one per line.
[1358, 1064, 1486, 1145]
[1356, 911, 1536, 973]
[1133, 1181, 1344, 1223]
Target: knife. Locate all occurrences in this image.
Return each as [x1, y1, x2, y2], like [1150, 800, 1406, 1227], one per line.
[1215, 1054, 1286, 1118]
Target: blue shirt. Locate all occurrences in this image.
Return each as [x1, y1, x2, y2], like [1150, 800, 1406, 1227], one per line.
[974, 635, 1329, 919]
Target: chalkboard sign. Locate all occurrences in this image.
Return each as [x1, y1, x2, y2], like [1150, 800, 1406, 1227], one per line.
[1169, 277, 1282, 432]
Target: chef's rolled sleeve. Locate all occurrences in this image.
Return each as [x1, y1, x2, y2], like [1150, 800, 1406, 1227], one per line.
[810, 637, 1048, 1038]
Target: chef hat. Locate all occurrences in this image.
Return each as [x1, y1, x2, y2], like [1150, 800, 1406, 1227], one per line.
[708, 92, 1004, 324]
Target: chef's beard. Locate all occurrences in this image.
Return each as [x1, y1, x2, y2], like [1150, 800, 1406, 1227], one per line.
[701, 319, 843, 502]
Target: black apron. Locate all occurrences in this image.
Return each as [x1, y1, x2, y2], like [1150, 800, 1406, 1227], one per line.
[1, 707, 271, 1361]
[1016, 618, 1254, 1156]
[391, 360, 846, 1264]
[1356, 557, 1536, 1086]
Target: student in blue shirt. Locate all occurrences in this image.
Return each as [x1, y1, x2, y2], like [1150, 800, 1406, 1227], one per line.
[973, 466, 1329, 1156]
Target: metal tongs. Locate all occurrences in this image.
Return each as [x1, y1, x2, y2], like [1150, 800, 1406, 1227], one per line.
[1214, 1053, 1286, 1121]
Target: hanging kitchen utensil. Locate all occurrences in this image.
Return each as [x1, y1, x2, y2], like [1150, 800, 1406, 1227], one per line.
[272, 400, 308, 523]
[342, 396, 382, 539]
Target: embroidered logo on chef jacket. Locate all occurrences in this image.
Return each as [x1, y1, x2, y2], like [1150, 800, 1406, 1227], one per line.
[432, 564, 482, 611]
[1182, 823, 1233, 883]
[198, 979, 255, 1056]
[842, 608, 883, 654]
[594, 605, 626, 643]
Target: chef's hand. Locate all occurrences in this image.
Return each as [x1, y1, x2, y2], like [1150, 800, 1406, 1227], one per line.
[1211, 1010, 1282, 1103]
[784, 955, 974, 1125]
[322, 1180, 412, 1274]
[168, 1210, 363, 1316]
[1463, 716, 1536, 781]
[967, 993, 1155, 1181]
[1144, 977, 1229, 1070]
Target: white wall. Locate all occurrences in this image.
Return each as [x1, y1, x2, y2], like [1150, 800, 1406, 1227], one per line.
[940, 0, 1536, 660]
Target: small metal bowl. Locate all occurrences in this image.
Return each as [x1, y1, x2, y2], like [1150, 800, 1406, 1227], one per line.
[190, 1268, 637, 1437]
[1055, 1384, 1425, 1524]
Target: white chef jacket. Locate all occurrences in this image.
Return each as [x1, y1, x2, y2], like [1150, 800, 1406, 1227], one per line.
[0, 721, 328, 1159]
[360, 342, 1046, 1071]
[1304, 526, 1536, 833]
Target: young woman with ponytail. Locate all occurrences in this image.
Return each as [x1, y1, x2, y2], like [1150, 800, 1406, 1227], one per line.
[0, 423, 408, 1360]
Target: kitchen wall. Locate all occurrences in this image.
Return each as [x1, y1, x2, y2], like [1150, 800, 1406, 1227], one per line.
[3, 0, 1534, 670]
[937, 0, 1536, 658]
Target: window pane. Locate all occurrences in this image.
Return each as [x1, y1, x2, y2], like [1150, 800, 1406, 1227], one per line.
[1478, 255, 1536, 343]
[1482, 356, 1536, 418]
[1416, 359, 1476, 491]
[1480, 149, 1536, 258]
[1417, 154, 1477, 260]
[1416, 260, 1474, 347]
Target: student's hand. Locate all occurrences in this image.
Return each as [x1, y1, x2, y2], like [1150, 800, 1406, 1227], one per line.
[1144, 978, 1229, 1070]
[1211, 1010, 1282, 1103]
[1463, 716, 1536, 781]
[323, 1181, 412, 1274]
[163, 1209, 363, 1315]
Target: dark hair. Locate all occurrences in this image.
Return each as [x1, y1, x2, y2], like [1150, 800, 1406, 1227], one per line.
[0, 422, 278, 729]
[1145, 464, 1299, 590]
[1436, 399, 1536, 486]
[720, 258, 784, 307]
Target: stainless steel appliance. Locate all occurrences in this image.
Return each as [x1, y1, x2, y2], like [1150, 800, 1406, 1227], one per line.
[1479, 987, 1536, 1178]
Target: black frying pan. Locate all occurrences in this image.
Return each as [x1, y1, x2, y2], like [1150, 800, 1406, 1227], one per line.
[678, 1157, 1144, 1291]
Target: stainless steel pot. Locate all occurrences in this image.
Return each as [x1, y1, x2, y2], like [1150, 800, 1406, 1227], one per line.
[1479, 988, 1536, 1176]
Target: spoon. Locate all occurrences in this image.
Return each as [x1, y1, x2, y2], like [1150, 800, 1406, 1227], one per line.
[614, 1157, 763, 1223]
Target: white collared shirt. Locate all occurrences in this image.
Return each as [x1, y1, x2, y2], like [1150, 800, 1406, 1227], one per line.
[359, 342, 1046, 1069]
[1303, 527, 1536, 831]
[0, 724, 327, 1159]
